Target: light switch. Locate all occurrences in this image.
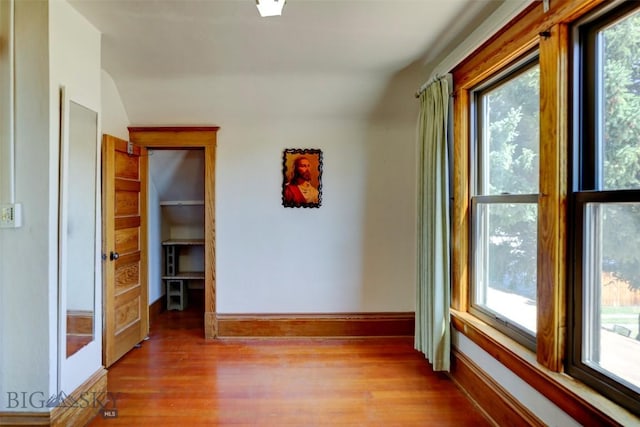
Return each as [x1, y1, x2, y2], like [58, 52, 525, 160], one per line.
[0, 203, 22, 228]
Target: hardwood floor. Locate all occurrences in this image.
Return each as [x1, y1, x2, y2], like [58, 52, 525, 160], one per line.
[89, 293, 490, 426]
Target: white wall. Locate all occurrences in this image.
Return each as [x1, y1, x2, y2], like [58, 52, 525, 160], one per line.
[0, 0, 102, 411]
[216, 116, 417, 313]
[0, 0, 13, 203]
[101, 69, 129, 140]
[148, 180, 163, 303]
[0, 0, 53, 411]
[0, 0, 11, 401]
[49, 0, 102, 397]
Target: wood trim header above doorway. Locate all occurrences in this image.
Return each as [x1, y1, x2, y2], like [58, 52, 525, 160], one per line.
[128, 126, 219, 148]
[129, 126, 220, 131]
[128, 126, 218, 339]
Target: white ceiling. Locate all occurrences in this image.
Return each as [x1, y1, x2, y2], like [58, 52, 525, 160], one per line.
[69, 0, 504, 125]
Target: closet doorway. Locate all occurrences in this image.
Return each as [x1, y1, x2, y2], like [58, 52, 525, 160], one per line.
[129, 127, 218, 339]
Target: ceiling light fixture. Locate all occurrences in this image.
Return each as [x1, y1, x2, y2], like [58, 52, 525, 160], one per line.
[256, 0, 286, 17]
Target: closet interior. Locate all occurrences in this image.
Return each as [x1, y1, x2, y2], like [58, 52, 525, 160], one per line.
[148, 148, 205, 312]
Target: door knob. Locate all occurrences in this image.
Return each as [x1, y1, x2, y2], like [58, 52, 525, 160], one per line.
[110, 251, 120, 261]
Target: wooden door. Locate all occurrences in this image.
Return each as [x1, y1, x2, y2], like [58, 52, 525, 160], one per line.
[102, 134, 149, 367]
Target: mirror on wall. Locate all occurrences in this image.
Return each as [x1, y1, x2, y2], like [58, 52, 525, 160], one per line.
[59, 98, 98, 359]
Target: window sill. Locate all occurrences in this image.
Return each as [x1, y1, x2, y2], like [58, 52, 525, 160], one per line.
[450, 309, 639, 426]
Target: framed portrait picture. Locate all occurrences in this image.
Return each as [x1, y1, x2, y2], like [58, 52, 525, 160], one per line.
[282, 148, 323, 208]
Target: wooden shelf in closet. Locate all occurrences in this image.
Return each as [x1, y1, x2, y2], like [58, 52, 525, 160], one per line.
[162, 239, 204, 310]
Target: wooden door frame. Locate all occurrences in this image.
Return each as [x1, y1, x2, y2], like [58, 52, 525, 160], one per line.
[128, 126, 219, 339]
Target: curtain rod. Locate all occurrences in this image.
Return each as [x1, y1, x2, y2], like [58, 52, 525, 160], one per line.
[414, 75, 446, 98]
[414, 0, 532, 99]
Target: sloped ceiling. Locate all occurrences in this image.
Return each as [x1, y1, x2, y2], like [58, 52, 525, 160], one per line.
[69, 0, 504, 216]
[149, 149, 204, 202]
[69, 0, 504, 124]
[149, 149, 205, 227]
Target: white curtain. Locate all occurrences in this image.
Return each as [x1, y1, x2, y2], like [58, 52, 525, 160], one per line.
[415, 76, 450, 371]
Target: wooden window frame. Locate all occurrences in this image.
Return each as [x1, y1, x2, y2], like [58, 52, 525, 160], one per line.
[450, 0, 639, 424]
[566, 1, 640, 416]
[468, 54, 541, 351]
[452, 0, 579, 370]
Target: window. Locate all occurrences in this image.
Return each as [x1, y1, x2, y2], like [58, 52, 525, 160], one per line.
[569, 2, 640, 415]
[452, 0, 640, 422]
[470, 56, 540, 349]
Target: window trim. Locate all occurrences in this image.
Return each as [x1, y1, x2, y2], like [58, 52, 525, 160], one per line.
[452, 12, 569, 372]
[468, 55, 541, 349]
